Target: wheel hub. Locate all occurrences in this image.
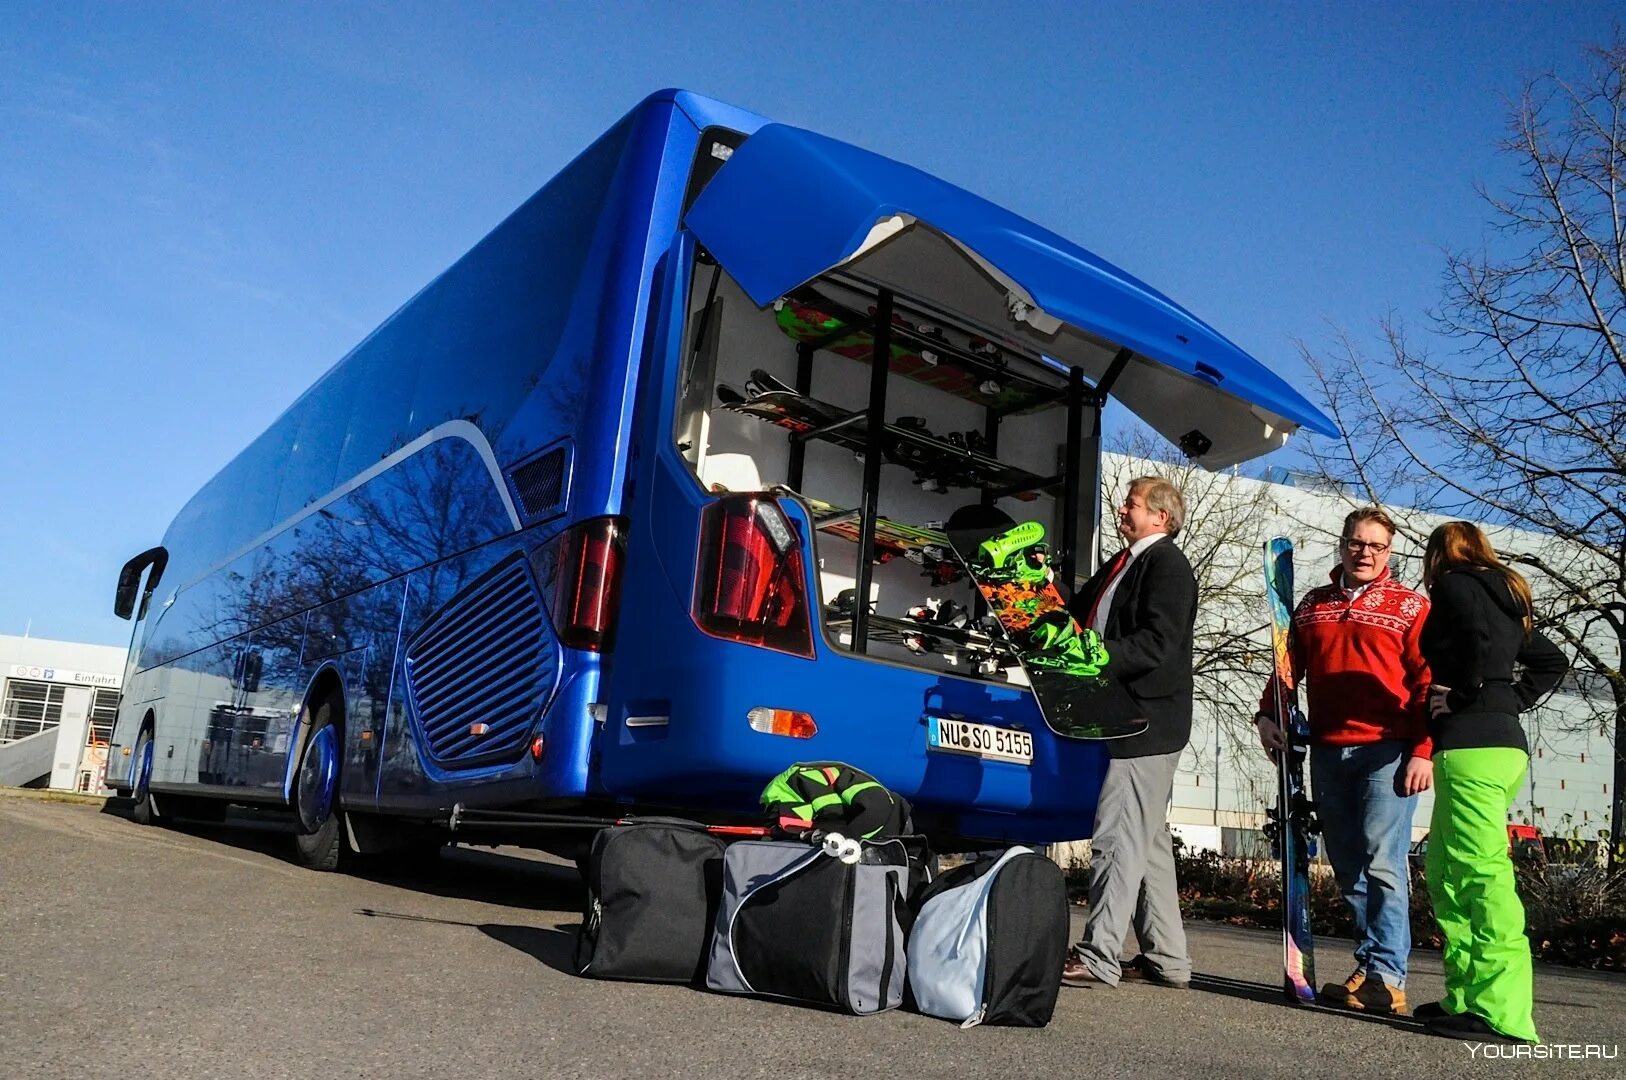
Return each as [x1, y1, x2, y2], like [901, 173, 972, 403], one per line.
[296, 725, 339, 832]
[133, 734, 154, 798]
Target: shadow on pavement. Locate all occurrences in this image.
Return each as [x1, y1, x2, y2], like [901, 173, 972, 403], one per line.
[1191, 972, 1427, 1033]
[353, 908, 582, 976]
[353, 846, 587, 913]
[100, 794, 588, 913]
[481, 923, 582, 974]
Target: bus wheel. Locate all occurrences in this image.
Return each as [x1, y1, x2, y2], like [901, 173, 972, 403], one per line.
[292, 701, 343, 871]
[130, 726, 165, 827]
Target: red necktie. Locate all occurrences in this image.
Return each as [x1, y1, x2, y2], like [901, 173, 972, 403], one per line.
[1085, 548, 1132, 631]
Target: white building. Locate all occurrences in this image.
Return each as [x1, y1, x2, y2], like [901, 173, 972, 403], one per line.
[0, 634, 126, 793]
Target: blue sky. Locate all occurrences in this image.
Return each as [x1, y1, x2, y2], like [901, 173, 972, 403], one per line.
[1, 2, 1614, 646]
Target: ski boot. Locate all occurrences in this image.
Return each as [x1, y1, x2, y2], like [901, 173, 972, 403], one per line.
[1022, 611, 1110, 677]
[906, 596, 970, 630]
[973, 521, 1052, 586]
[828, 588, 874, 620]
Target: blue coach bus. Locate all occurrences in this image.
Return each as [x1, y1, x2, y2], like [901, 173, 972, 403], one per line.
[107, 89, 1335, 868]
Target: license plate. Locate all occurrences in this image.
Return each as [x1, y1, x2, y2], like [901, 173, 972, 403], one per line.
[927, 716, 1033, 765]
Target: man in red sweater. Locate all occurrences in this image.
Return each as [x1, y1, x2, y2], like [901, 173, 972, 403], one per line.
[1256, 507, 1432, 1015]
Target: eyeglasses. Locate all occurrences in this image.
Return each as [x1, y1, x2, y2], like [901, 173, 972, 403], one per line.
[1343, 539, 1391, 556]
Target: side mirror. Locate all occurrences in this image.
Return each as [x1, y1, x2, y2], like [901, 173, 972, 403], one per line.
[114, 547, 169, 620]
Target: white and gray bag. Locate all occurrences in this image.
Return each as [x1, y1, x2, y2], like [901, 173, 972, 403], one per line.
[705, 838, 911, 1015]
[906, 846, 1068, 1027]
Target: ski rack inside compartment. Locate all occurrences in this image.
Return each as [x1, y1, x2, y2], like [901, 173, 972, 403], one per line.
[821, 610, 1017, 670]
[753, 274, 1101, 657]
[721, 381, 1062, 503]
[795, 274, 1070, 418]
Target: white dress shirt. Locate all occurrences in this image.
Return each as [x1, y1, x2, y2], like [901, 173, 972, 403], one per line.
[1089, 532, 1168, 634]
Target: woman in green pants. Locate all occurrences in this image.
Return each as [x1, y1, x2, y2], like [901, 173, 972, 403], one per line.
[1418, 522, 1568, 1043]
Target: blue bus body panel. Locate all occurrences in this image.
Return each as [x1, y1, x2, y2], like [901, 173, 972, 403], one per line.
[667, 89, 772, 138]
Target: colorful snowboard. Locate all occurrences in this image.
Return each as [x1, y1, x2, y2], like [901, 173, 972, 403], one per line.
[774, 282, 1060, 415]
[1263, 536, 1318, 1003]
[945, 510, 1147, 741]
[801, 497, 962, 585]
[716, 369, 1050, 499]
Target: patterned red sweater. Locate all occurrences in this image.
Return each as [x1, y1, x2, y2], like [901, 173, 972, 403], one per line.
[1259, 567, 1434, 758]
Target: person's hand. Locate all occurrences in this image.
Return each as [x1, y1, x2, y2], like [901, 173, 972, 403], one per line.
[1254, 715, 1286, 755]
[1429, 684, 1454, 719]
[1401, 756, 1434, 796]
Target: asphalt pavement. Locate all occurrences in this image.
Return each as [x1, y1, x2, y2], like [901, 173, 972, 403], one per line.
[1, 792, 1622, 1079]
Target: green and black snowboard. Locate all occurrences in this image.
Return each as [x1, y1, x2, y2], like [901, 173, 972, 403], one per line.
[944, 506, 1147, 741]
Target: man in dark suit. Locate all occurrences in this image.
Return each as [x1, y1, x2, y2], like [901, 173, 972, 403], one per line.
[1061, 476, 1197, 989]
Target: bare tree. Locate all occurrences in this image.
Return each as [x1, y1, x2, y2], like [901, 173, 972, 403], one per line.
[1296, 38, 1626, 860]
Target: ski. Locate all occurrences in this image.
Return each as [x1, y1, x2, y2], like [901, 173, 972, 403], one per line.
[1262, 536, 1318, 1002]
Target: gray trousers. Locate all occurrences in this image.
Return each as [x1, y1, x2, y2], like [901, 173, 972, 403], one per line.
[1075, 749, 1191, 985]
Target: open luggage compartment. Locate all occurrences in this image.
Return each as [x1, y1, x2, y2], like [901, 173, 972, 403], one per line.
[675, 259, 1094, 684]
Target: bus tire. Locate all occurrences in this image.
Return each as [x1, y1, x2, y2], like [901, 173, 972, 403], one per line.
[130, 724, 166, 827]
[292, 699, 344, 871]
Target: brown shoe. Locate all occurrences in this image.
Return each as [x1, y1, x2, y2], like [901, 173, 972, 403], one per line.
[1350, 977, 1408, 1016]
[1118, 954, 1190, 989]
[1317, 969, 1364, 1006]
[1061, 956, 1107, 987]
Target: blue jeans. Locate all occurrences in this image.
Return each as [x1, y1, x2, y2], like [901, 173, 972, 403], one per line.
[1310, 740, 1417, 988]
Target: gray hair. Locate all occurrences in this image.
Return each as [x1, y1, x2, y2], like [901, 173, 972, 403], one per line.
[1128, 476, 1186, 537]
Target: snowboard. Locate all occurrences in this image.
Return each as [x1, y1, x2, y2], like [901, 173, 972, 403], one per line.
[944, 507, 1148, 742]
[774, 281, 1060, 415]
[802, 496, 963, 585]
[716, 370, 1051, 499]
[1262, 536, 1318, 1003]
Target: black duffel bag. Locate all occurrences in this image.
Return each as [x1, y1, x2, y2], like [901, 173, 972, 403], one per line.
[575, 820, 726, 983]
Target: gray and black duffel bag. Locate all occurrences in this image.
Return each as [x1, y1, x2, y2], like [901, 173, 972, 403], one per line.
[906, 846, 1068, 1027]
[705, 838, 912, 1015]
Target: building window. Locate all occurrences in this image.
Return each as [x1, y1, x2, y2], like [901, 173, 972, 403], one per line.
[0, 680, 67, 742]
[88, 688, 120, 746]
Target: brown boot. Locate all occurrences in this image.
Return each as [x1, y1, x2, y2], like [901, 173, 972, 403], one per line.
[1350, 977, 1408, 1016]
[1317, 969, 1364, 1006]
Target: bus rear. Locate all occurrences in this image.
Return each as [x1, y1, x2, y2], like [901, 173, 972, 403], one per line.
[589, 112, 1335, 847]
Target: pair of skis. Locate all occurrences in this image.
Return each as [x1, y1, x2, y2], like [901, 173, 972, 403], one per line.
[1263, 537, 1319, 1004]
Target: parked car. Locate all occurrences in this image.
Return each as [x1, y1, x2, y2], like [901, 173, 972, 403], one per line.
[1407, 823, 1545, 873]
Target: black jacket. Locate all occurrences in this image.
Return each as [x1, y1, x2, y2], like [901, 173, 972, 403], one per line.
[1070, 537, 1197, 759]
[1418, 568, 1569, 754]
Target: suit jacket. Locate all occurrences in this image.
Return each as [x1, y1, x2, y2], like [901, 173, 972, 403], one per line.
[1070, 536, 1198, 758]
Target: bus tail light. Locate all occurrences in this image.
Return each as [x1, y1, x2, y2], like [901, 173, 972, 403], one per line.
[747, 707, 818, 739]
[693, 495, 815, 659]
[544, 516, 627, 652]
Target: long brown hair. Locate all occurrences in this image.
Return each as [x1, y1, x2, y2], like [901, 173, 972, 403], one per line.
[1422, 521, 1534, 634]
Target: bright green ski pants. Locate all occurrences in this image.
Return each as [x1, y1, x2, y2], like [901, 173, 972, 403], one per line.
[1425, 747, 1538, 1043]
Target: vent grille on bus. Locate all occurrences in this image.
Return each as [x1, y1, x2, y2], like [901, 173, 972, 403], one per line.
[509, 446, 569, 523]
[404, 553, 558, 768]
